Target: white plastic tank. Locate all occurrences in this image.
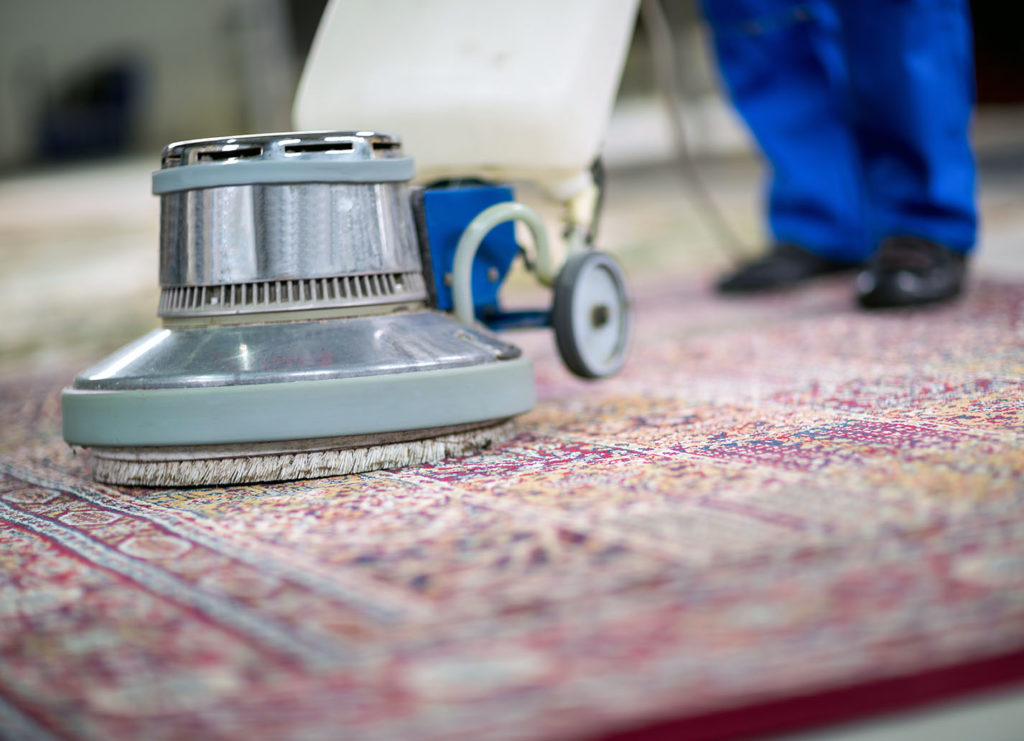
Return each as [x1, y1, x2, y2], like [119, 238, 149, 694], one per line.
[293, 0, 639, 200]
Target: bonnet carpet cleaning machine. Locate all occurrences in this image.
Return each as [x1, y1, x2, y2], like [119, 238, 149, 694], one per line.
[61, 0, 639, 487]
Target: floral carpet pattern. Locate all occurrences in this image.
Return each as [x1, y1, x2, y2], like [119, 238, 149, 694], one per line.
[1, 275, 1023, 740]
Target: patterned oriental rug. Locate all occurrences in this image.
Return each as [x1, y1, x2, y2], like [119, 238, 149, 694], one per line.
[1, 275, 1023, 741]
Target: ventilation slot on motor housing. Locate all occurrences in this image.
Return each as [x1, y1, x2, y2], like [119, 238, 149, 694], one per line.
[197, 146, 263, 162]
[159, 271, 428, 318]
[284, 142, 354, 155]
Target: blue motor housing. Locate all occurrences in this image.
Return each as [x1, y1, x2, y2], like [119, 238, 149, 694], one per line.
[413, 184, 521, 318]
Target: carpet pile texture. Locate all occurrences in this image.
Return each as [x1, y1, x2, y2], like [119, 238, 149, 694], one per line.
[1, 275, 1022, 740]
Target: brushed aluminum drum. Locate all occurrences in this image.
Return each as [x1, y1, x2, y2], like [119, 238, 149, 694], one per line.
[154, 131, 427, 319]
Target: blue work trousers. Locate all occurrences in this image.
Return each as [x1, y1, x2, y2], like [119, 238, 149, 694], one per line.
[701, 0, 977, 261]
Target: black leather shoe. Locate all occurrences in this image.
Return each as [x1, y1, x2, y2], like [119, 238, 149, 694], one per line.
[856, 236, 967, 309]
[717, 243, 859, 294]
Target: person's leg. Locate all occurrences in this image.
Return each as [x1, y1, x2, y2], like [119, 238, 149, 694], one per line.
[838, 0, 977, 307]
[702, 0, 873, 292]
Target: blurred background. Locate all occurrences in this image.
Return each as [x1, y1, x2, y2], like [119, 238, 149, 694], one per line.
[1, 0, 1023, 374]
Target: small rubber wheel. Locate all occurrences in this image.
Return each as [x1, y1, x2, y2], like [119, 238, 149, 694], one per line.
[552, 251, 632, 379]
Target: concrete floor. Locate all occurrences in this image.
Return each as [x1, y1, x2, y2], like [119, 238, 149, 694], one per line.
[775, 685, 1024, 741]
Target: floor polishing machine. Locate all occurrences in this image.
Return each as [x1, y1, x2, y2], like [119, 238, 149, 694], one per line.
[60, 0, 639, 486]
